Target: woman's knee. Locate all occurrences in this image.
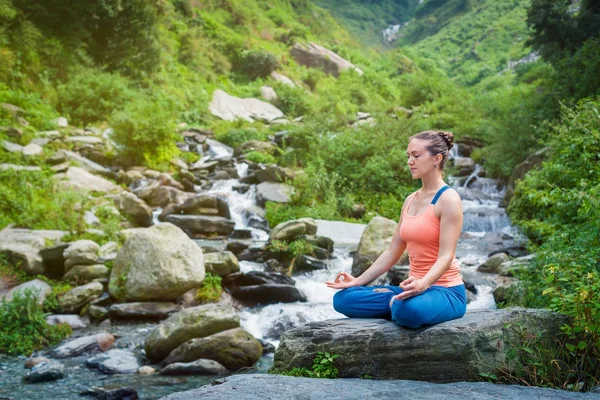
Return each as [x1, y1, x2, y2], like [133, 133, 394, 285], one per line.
[391, 299, 429, 329]
[333, 289, 356, 315]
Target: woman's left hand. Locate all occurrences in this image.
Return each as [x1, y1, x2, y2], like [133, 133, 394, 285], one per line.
[392, 277, 429, 301]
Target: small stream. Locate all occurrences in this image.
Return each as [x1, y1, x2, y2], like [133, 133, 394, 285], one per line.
[0, 142, 525, 399]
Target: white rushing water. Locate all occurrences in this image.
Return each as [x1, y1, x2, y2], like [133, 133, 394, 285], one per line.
[197, 141, 520, 341]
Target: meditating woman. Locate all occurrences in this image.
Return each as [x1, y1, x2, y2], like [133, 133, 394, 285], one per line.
[326, 130, 466, 329]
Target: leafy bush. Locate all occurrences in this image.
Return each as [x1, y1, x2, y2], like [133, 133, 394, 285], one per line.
[56, 69, 135, 126]
[0, 169, 87, 232]
[0, 289, 72, 355]
[504, 99, 600, 390]
[109, 96, 179, 169]
[273, 84, 311, 117]
[233, 49, 280, 80]
[215, 127, 269, 149]
[196, 273, 223, 304]
[273, 352, 340, 378]
[244, 151, 276, 164]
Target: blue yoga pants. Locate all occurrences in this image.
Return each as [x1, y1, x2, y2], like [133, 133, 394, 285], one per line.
[332, 284, 467, 329]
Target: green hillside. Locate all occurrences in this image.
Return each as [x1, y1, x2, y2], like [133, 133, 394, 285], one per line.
[0, 1, 599, 388]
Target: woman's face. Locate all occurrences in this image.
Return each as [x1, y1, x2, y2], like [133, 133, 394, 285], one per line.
[406, 139, 438, 179]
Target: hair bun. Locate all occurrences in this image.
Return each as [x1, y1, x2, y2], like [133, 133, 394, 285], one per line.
[437, 131, 454, 150]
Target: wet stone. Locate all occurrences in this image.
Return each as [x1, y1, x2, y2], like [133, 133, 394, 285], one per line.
[22, 361, 65, 384]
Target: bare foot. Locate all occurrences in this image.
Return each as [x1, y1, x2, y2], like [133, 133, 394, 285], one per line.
[372, 288, 392, 293]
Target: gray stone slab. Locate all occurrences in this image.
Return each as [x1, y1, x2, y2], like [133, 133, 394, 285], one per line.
[159, 374, 600, 400]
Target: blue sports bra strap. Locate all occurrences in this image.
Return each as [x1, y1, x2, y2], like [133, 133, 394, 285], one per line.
[431, 185, 451, 205]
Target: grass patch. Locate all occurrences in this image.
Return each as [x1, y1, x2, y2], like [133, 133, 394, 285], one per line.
[0, 289, 72, 356]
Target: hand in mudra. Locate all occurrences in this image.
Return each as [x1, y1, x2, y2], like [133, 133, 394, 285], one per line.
[325, 272, 357, 289]
[392, 276, 428, 302]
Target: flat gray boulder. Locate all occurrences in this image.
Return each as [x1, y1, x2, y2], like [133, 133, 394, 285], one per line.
[86, 349, 140, 374]
[56, 166, 121, 193]
[52, 331, 115, 358]
[272, 308, 564, 382]
[108, 302, 181, 320]
[159, 374, 600, 400]
[209, 89, 284, 123]
[166, 215, 235, 237]
[4, 279, 51, 304]
[160, 358, 228, 376]
[290, 42, 363, 77]
[256, 182, 294, 205]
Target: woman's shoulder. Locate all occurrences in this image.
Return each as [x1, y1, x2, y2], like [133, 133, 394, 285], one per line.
[438, 187, 462, 209]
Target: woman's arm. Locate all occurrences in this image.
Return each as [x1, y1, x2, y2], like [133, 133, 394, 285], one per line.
[394, 189, 463, 299]
[326, 195, 410, 289]
[353, 221, 407, 286]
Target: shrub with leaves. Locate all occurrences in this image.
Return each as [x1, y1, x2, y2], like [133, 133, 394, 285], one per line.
[274, 352, 340, 378]
[196, 273, 223, 304]
[109, 96, 179, 169]
[0, 289, 72, 355]
[504, 99, 600, 390]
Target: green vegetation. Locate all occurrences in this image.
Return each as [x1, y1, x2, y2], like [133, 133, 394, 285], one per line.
[273, 351, 340, 378]
[0, 289, 72, 356]
[499, 99, 600, 390]
[0, 0, 599, 388]
[196, 273, 223, 303]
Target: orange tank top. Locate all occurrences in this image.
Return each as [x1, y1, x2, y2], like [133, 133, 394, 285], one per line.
[399, 187, 463, 287]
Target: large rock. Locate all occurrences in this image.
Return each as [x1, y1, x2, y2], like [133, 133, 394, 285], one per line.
[251, 166, 296, 184]
[256, 182, 294, 205]
[62, 150, 112, 176]
[87, 349, 140, 374]
[144, 303, 240, 361]
[108, 302, 182, 320]
[166, 215, 235, 237]
[22, 361, 65, 384]
[22, 143, 43, 157]
[57, 167, 120, 193]
[222, 271, 306, 304]
[45, 314, 90, 329]
[159, 374, 600, 400]
[351, 216, 397, 277]
[136, 183, 193, 208]
[109, 223, 205, 302]
[160, 359, 228, 376]
[270, 218, 317, 241]
[180, 195, 231, 219]
[63, 240, 100, 270]
[504, 148, 549, 205]
[271, 71, 296, 87]
[3, 279, 52, 304]
[0, 163, 42, 171]
[59, 281, 103, 313]
[290, 42, 363, 77]
[163, 328, 262, 371]
[204, 251, 240, 277]
[52, 332, 115, 358]
[477, 253, 510, 274]
[0, 242, 45, 275]
[209, 89, 284, 123]
[451, 157, 476, 176]
[63, 264, 109, 283]
[272, 308, 564, 382]
[2, 140, 23, 153]
[114, 191, 153, 227]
